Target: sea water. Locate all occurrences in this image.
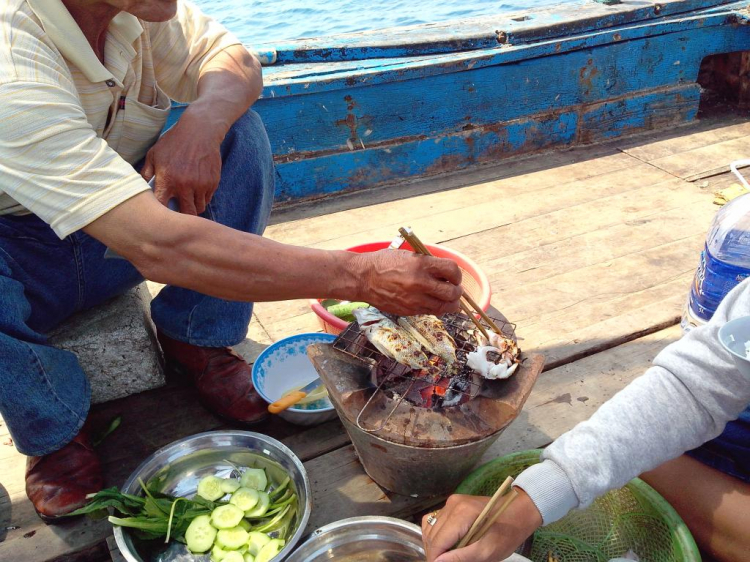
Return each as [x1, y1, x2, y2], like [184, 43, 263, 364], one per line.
[192, 0, 571, 45]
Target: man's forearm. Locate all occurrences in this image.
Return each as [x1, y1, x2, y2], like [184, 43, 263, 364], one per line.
[183, 44, 263, 141]
[89, 192, 361, 303]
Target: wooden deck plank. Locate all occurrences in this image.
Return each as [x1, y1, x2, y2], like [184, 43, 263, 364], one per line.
[617, 113, 750, 163]
[646, 134, 750, 181]
[258, 174, 713, 366]
[265, 151, 642, 250]
[256, 158, 674, 332]
[304, 326, 682, 530]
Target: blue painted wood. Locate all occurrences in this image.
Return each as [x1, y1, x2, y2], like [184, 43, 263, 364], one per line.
[253, 26, 730, 158]
[259, 0, 734, 63]
[260, 10, 740, 97]
[272, 84, 699, 201]
[165, 2, 750, 204]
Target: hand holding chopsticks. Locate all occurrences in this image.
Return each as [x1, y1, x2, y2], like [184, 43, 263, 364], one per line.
[398, 227, 502, 339]
[456, 476, 518, 548]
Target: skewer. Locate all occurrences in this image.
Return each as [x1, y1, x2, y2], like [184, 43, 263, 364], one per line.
[398, 227, 496, 338]
[456, 476, 514, 549]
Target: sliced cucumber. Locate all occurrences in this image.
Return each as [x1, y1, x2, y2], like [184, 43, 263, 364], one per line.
[238, 518, 251, 532]
[211, 504, 245, 529]
[221, 479, 241, 494]
[246, 532, 271, 556]
[197, 475, 225, 502]
[230, 487, 260, 511]
[255, 539, 285, 562]
[240, 468, 268, 491]
[243, 554, 256, 562]
[185, 514, 217, 553]
[212, 545, 228, 562]
[223, 552, 245, 562]
[217, 526, 250, 550]
[244, 491, 270, 518]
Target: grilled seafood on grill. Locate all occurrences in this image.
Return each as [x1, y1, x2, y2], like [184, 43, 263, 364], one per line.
[352, 307, 430, 370]
[467, 330, 521, 380]
[397, 315, 457, 366]
[353, 307, 520, 382]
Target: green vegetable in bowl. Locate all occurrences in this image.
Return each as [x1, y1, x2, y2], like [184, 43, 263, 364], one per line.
[211, 505, 245, 529]
[246, 532, 271, 556]
[221, 479, 242, 494]
[69, 464, 298, 562]
[230, 487, 260, 511]
[255, 539, 286, 562]
[216, 526, 249, 550]
[185, 515, 217, 553]
[240, 468, 268, 491]
[244, 491, 270, 518]
[324, 301, 369, 322]
[198, 476, 226, 501]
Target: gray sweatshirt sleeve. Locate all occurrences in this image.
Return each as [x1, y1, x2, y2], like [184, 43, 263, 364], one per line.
[514, 278, 750, 525]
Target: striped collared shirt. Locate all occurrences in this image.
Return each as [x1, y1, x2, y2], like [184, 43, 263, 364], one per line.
[0, 0, 241, 238]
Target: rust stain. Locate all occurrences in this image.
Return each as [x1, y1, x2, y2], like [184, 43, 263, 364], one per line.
[579, 61, 599, 96]
[424, 153, 468, 176]
[335, 113, 358, 141]
[370, 443, 388, 453]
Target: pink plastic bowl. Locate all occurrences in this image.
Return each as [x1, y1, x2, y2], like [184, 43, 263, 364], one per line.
[309, 241, 492, 335]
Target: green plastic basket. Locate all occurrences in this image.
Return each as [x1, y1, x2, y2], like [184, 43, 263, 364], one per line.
[456, 450, 701, 562]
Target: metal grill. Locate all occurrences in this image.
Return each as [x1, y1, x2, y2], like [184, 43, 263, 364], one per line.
[332, 311, 518, 433]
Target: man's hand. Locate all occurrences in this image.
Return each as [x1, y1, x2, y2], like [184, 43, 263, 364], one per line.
[140, 108, 223, 216]
[422, 491, 542, 562]
[141, 43, 262, 216]
[354, 250, 463, 317]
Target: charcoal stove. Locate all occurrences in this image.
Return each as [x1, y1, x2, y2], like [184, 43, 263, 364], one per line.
[307, 312, 544, 497]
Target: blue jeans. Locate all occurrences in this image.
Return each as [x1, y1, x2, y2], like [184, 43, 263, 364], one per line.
[0, 110, 274, 456]
[687, 408, 750, 483]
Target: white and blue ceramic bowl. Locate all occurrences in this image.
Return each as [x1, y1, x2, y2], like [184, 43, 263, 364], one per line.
[252, 333, 339, 426]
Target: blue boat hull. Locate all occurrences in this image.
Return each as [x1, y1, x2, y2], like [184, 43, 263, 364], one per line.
[172, 0, 750, 204]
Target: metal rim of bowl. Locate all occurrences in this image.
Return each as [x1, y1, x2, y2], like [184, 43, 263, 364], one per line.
[286, 515, 424, 561]
[113, 430, 312, 562]
[251, 332, 337, 413]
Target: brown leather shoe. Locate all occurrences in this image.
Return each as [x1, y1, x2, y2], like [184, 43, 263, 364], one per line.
[26, 422, 103, 521]
[157, 332, 269, 425]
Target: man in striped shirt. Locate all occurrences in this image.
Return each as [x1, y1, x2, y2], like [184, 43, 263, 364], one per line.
[0, 0, 464, 520]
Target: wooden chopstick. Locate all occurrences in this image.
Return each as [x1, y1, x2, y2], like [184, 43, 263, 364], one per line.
[469, 488, 518, 546]
[461, 291, 503, 336]
[456, 476, 514, 549]
[397, 227, 496, 338]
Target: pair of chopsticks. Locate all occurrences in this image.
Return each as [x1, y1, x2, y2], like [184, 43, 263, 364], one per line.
[398, 227, 501, 340]
[456, 476, 518, 549]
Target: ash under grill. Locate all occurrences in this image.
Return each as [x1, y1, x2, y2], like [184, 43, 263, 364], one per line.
[307, 312, 544, 448]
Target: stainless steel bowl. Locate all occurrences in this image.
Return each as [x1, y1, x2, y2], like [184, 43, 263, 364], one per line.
[286, 516, 424, 561]
[113, 431, 311, 562]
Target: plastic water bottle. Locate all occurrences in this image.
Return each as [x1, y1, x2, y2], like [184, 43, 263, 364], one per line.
[682, 160, 750, 332]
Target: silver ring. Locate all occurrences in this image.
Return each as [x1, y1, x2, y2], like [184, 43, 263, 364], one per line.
[427, 513, 438, 526]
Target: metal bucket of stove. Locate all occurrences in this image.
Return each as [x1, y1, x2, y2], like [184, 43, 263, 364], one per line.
[306, 311, 545, 498]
